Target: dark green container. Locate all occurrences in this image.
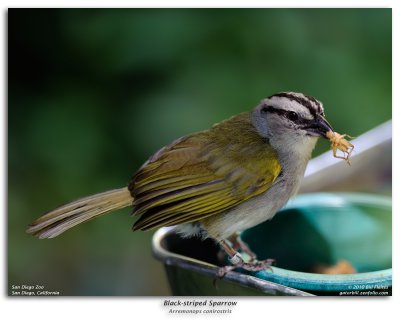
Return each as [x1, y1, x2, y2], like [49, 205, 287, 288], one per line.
[241, 193, 392, 294]
[152, 193, 391, 296]
[152, 226, 312, 296]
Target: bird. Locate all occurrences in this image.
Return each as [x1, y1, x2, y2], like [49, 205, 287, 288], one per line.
[27, 92, 334, 274]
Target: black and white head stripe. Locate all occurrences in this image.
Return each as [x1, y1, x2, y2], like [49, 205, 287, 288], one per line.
[267, 92, 324, 118]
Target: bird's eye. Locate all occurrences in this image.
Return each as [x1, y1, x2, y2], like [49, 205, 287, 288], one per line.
[285, 111, 298, 121]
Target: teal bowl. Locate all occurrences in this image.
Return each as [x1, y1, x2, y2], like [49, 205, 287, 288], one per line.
[240, 193, 392, 294]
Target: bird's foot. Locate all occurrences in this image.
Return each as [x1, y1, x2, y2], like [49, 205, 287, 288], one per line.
[216, 258, 275, 279]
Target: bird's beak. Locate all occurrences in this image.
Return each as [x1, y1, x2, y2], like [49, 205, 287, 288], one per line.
[304, 115, 334, 139]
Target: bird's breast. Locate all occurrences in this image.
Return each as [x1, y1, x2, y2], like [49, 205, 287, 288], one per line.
[199, 170, 303, 240]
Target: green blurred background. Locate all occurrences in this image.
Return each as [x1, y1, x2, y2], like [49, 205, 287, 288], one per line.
[8, 8, 391, 295]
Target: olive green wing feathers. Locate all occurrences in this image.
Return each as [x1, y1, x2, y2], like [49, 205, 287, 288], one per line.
[130, 113, 282, 231]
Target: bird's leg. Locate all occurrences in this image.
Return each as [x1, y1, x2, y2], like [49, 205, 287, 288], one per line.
[216, 239, 275, 279]
[227, 232, 258, 262]
[216, 239, 245, 278]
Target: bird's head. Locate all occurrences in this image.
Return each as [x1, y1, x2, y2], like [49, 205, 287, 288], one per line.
[251, 92, 333, 142]
[250, 92, 334, 163]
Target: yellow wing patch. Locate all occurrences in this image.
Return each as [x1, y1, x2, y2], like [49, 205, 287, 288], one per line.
[129, 113, 281, 230]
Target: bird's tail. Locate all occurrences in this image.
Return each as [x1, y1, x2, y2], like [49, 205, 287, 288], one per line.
[26, 187, 133, 239]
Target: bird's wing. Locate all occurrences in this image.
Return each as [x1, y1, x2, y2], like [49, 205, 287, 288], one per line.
[130, 113, 282, 231]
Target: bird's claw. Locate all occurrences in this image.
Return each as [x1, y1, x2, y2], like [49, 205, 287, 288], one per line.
[215, 258, 275, 280]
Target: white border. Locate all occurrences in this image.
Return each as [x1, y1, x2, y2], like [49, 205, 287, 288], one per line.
[2, 1, 398, 320]
[3, 0, 397, 8]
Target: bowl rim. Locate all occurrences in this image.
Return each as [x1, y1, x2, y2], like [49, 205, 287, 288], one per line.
[254, 266, 392, 291]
